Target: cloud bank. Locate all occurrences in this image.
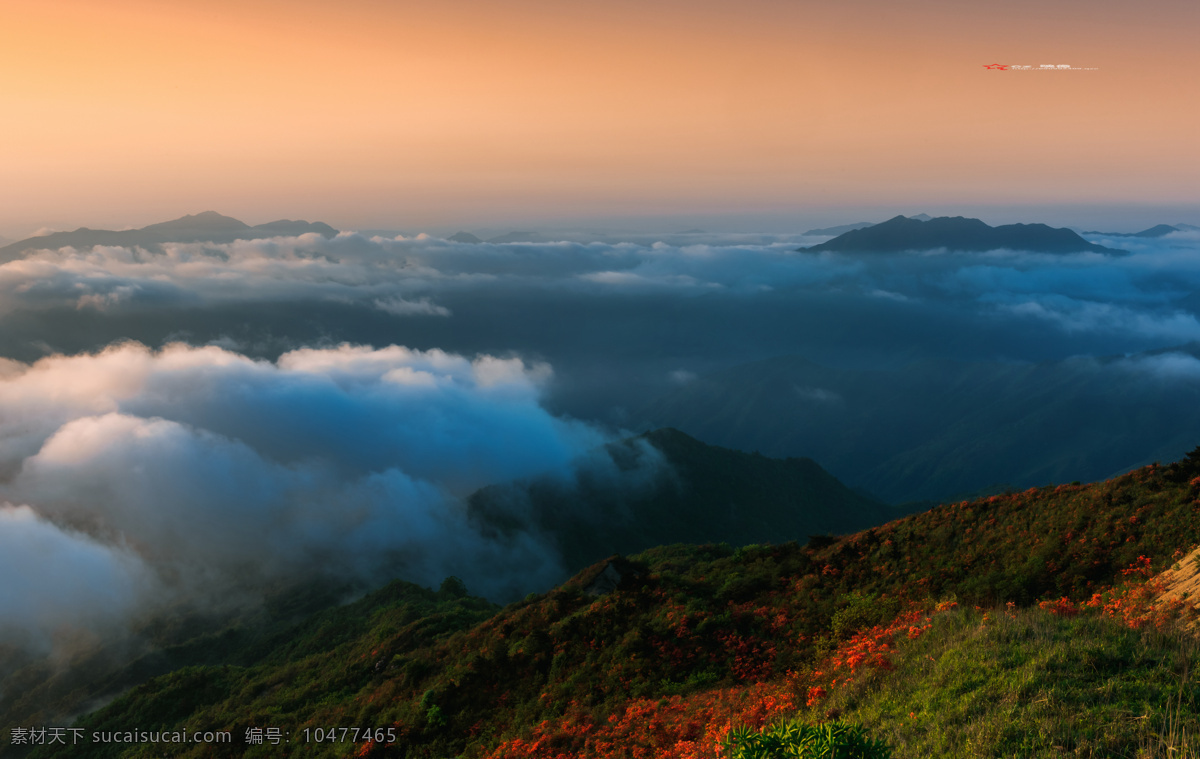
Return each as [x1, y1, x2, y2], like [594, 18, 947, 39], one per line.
[3, 223, 1200, 644]
[3, 230, 1199, 348]
[0, 341, 608, 644]
[5, 228, 1200, 430]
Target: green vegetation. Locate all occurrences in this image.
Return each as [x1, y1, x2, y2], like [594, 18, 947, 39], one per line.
[12, 448, 1200, 758]
[723, 720, 892, 759]
[807, 606, 1199, 758]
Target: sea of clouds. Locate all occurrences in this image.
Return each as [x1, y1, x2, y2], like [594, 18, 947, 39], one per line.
[2, 224, 1199, 646]
[2, 228, 1198, 345]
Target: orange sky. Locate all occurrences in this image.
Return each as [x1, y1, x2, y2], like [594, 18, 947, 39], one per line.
[1, 0, 1197, 233]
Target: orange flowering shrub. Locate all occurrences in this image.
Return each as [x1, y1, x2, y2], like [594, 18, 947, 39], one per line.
[478, 602, 958, 759]
[1080, 556, 1194, 630]
[481, 681, 797, 759]
[1037, 597, 1080, 617]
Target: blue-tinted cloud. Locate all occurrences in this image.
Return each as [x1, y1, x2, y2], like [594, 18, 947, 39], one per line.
[0, 342, 613, 643]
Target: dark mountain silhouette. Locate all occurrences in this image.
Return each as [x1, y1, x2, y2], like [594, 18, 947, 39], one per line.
[802, 215, 1125, 255]
[251, 219, 338, 237]
[140, 211, 251, 233]
[0, 211, 338, 262]
[1082, 224, 1180, 238]
[804, 221, 874, 236]
[634, 348, 1200, 504]
[448, 231, 483, 244]
[468, 428, 894, 574]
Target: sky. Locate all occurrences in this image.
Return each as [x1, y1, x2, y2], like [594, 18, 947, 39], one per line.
[2, 0, 1198, 235]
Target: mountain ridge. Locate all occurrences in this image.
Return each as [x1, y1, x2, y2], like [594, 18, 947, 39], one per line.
[468, 427, 895, 574]
[634, 348, 1200, 503]
[0, 212, 338, 262]
[802, 215, 1126, 255]
[1082, 223, 1182, 238]
[803, 214, 931, 237]
[0, 427, 892, 743]
[21, 447, 1200, 758]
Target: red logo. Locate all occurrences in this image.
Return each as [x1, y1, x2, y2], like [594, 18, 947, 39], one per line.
[983, 64, 1008, 70]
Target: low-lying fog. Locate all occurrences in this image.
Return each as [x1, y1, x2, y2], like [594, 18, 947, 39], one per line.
[2, 221, 1199, 646]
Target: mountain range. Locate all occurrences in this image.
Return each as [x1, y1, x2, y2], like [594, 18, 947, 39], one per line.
[468, 428, 895, 574]
[802, 215, 1126, 254]
[803, 221, 875, 236]
[0, 429, 892, 741]
[1081, 223, 1199, 238]
[633, 347, 1200, 504]
[0, 212, 338, 262]
[16, 444, 1200, 758]
[803, 214, 931, 236]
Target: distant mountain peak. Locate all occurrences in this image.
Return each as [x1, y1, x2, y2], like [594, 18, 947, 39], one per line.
[802, 215, 1126, 255]
[469, 427, 889, 574]
[0, 212, 338, 261]
[804, 221, 875, 236]
[252, 219, 339, 237]
[141, 211, 251, 232]
[804, 215, 933, 237]
[1081, 224, 1180, 238]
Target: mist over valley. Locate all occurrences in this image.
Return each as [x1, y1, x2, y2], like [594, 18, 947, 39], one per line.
[2, 211, 1200, 755]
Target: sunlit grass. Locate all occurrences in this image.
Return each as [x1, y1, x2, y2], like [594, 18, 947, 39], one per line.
[804, 605, 1199, 758]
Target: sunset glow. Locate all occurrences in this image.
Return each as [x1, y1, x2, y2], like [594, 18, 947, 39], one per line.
[2, 0, 1197, 232]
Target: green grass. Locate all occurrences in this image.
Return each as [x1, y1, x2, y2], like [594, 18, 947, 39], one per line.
[805, 607, 1200, 758]
[724, 720, 893, 759]
[17, 450, 1200, 759]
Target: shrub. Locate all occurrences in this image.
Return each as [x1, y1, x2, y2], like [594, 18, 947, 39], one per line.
[722, 719, 893, 759]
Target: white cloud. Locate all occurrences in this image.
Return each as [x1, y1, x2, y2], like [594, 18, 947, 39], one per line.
[0, 341, 612, 643]
[867, 288, 911, 302]
[373, 297, 452, 317]
[1116, 352, 1200, 380]
[0, 504, 151, 646]
[579, 271, 647, 285]
[998, 297, 1200, 341]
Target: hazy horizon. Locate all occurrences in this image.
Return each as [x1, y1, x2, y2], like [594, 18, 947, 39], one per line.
[5, 203, 1200, 244]
[3, 0, 1197, 237]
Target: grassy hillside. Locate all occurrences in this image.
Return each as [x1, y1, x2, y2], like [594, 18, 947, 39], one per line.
[0, 428, 886, 741]
[804, 604, 1199, 757]
[0, 579, 365, 747]
[17, 447, 1200, 758]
